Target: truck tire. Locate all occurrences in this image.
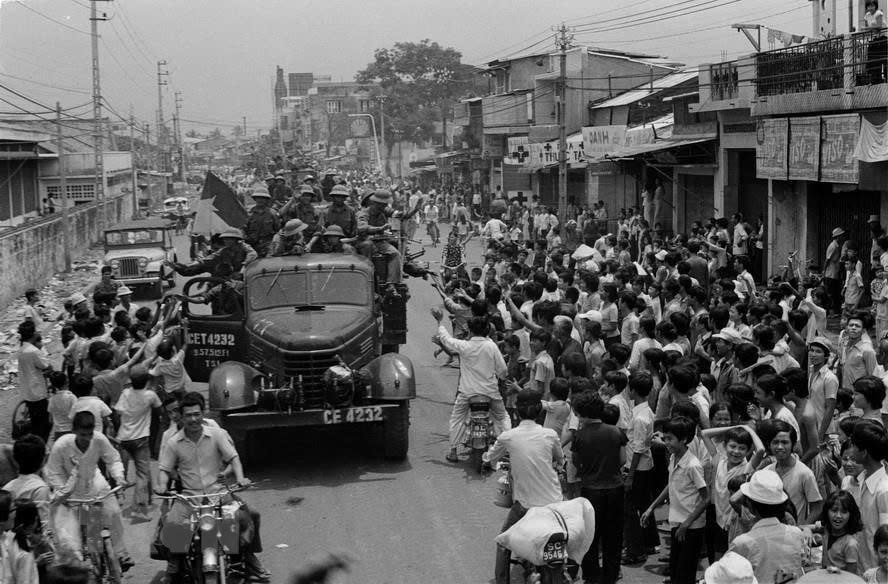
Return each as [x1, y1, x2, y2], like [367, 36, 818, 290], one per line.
[382, 402, 410, 460]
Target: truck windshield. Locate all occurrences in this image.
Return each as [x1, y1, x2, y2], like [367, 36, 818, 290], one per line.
[250, 270, 368, 310]
[105, 230, 163, 245]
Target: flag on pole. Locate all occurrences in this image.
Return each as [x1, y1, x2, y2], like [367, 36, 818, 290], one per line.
[191, 172, 247, 236]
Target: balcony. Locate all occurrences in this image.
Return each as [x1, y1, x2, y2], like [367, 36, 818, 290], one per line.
[692, 57, 756, 113]
[751, 28, 887, 116]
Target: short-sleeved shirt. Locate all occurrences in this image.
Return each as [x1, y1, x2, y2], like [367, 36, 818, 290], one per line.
[48, 390, 77, 432]
[668, 449, 707, 528]
[150, 349, 187, 394]
[809, 364, 839, 430]
[859, 466, 888, 571]
[69, 396, 112, 429]
[765, 456, 822, 524]
[17, 342, 50, 402]
[529, 352, 555, 394]
[92, 365, 130, 406]
[541, 400, 572, 436]
[823, 533, 859, 571]
[621, 313, 640, 346]
[159, 425, 239, 495]
[713, 457, 752, 528]
[115, 388, 161, 441]
[627, 402, 654, 472]
[730, 517, 805, 583]
[573, 420, 627, 490]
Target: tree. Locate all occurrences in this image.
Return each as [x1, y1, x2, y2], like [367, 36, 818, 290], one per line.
[355, 39, 478, 145]
[185, 129, 201, 138]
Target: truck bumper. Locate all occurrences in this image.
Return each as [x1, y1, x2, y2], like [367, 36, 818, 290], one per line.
[218, 403, 406, 432]
[116, 277, 160, 286]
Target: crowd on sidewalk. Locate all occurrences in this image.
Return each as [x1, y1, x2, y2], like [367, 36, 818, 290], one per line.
[428, 197, 888, 584]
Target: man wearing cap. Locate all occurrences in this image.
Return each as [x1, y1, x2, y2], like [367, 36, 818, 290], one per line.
[729, 469, 805, 583]
[270, 175, 293, 207]
[323, 184, 357, 238]
[112, 285, 138, 321]
[307, 225, 353, 254]
[824, 227, 847, 315]
[270, 219, 308, 257]
[280, 185, 323, 236]
[807, 336, 839, 438]
[356, 189, 420, 286]
[244, 188, 280, 257]
[167, 228, 257, 279]
[711, 328, 741, 403]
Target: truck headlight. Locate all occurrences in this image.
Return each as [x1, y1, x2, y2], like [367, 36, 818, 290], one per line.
[110, 260, 119, 269]
[199, 514, 216, 532]
[138, 257, 148, 267]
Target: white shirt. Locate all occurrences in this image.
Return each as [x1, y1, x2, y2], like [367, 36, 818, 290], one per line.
[437, 326, 507, 398]
[859, 466, 888, 571]
[115, 388, 161, 441]
[484, 420, 563, 508]
[482, 218, 507, 240]
[45, 432, 124, 499]
[668, 449, 707, 528]
[627, 402, 654, 472]
[17, 342, 50, 401]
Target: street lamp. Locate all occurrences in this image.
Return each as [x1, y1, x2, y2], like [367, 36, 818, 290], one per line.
[348, 113, 383, 175]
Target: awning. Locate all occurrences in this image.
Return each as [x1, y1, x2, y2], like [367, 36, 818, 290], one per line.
[603, 137, 715, 160]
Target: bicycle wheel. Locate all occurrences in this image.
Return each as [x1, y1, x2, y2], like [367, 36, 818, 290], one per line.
[10, 401, 31, 440]
[102, 533, 122, 583]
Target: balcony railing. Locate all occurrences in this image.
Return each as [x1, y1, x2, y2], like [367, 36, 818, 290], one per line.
[710, 62, 739, 101]
[756, 36, 845, 97]
[850, 27, 887, 86]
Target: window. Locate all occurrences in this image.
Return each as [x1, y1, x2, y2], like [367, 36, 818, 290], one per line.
[359, 100, 370, 113]
[47, 183, 95, 202]
[325, 100, 342, 114]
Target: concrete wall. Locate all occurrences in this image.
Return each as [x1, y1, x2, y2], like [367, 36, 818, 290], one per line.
[0, 194, 129, 309]
[768, 180, 808, 280]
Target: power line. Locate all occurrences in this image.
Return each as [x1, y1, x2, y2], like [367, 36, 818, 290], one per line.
[11, 0, 90, 35]
[106, 17, 156, 76]
[99, 38, 154, 93]
[0, 71, 91, 96]
[110, 10, 156, 66]
[571, 0, 711, 30]
[573, 0, 743, 35]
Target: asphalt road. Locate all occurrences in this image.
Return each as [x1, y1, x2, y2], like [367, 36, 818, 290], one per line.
[5, 225, 670, 584]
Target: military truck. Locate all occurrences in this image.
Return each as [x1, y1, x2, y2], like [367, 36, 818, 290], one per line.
[179, 251, 414, 465]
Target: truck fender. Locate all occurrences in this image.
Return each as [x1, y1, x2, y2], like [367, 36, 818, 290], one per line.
[360, 353, 416, 400]
[208, 361, 261, 412]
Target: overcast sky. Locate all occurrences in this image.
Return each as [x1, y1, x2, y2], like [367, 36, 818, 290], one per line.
[0, 0, 842, 135]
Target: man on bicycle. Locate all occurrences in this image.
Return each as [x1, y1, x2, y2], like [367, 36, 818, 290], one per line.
[157, 392, 270, 583]
[424, 197, 440, 246]
[45, 411, 133, 571]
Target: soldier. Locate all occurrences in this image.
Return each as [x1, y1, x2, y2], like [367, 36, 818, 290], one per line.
[356, 189, 421, 286]
[307, 225, 354, 254]
[270, 219, 308, 257]
[324, 184, 358, 238]
[243, 188, 280, 257]
[271, 174, 293, 207]
[167, 228, 257, 279]
[304, 174, 324, 203]
[280, 185, 322, 235]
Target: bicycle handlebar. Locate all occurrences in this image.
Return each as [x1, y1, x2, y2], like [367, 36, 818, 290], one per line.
[66, 484, 131, 506]
[156, 484, 248, 506]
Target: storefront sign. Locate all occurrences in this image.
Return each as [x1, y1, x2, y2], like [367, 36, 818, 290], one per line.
[820, 114, 860, 184]
[520, 139, 585, 171]
[788, 117, 821, 181]
[756, 118, 788, 180]
[582, 125, 627, 157]
[504, 136, 529, 165]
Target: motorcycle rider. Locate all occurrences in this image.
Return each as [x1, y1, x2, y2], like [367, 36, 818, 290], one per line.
[431, 308, 512, 463]
[167, 228, 257, 279]
[45, 411, 134, 570]
[243, 188, 280, 257]
[324, 184, 357, 238]
[280, 185, 323, 236]
[157, 392, 270, 583]
[483, 388, 564, 584]
[270, 219, 309, 257]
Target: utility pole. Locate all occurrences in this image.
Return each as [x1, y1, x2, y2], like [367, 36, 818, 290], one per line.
[243, 116, 247, 136]
[130, 108, 139, 218]
[555, 22, 573, 225]
[174, 92, 184, 181]
[376, 95, 387, 175]
[90, 0, 110, 235]
[144, 123, 152, 203]
[156, 60, 169, 198]
[56, 103, 71, 271]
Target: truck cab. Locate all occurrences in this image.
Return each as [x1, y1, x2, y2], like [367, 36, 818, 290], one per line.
[180, 251, 414, 465]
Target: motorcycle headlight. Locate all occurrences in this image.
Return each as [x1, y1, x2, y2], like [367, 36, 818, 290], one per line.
[199, 514, 216, 532]
[138, 257, 149, 267]
[110, 260, 120, 269]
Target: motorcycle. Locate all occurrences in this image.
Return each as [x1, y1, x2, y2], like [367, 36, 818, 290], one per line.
[465, 395, 496, 472]
[158, 484, 248, 584]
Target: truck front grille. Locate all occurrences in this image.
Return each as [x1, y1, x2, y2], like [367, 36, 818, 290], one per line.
[117, 257, 142, 278]
[282, 353, 339, 409]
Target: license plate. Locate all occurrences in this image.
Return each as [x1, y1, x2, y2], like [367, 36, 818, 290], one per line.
[542, 541, 567, 563]
[472, 428, 487, 438]
[322, 406, 384, 425]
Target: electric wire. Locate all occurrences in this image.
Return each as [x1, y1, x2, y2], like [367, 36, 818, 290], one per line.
[11, 0, 90, 35]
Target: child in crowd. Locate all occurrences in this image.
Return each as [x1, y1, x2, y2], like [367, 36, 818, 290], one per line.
[811, 489, 861, 574]
[68, 374, 112, 435]
[148, 337, 187, 398]
[47, 371, 76, 441]
[4, 435, 52, 526]
[528, 330, 555, 396]
[541, 377, 571, 435]
[863, 525, 888, 584]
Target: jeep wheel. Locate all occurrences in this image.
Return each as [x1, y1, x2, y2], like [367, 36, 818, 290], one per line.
[382, 402, 410, 460]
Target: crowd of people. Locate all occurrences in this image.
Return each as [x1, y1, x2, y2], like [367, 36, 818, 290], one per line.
[427, 197, 888, 584]
[10, 286, 269, 583]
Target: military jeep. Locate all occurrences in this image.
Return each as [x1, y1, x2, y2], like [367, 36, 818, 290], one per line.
[179, 252, 414, 465]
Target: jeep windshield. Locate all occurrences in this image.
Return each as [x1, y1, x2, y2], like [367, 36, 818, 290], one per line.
[105, 230, 164, 246]
[249, 270, 369, 310]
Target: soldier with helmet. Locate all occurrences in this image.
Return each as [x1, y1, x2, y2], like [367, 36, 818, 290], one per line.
[356, 189, 421, 286]
[271, 174, 292, 206]
[303, 174, 323, 203]
[324, 184, 357, 238]
[243, 187, 280, 257]
[270, 219, 308, 257]
[307, 224, 354, 254]
[280, 185, 323, 236]
[166, 227, 257, 279]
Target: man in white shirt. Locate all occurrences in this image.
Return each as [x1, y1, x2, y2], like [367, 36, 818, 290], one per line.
[17, 321, 51, 441]
[433, 309, 511, 463]
[484, 388, 563, 584]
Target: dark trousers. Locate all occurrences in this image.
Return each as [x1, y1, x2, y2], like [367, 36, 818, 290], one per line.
[670, 526, 704, 584]
[25, 399, 50, 443]
[581, 486, 624, 584]
[623, 470, 659, 556]
[704, 505, 729, 563]
[495, 501, 528, 584]
[824, 276, 842, 314]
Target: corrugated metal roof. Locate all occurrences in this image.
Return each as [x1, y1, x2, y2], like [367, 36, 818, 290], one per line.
[589, 70, 699, 110]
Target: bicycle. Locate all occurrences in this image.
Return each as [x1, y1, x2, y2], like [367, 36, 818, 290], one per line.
[64, 484, 131, 584]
